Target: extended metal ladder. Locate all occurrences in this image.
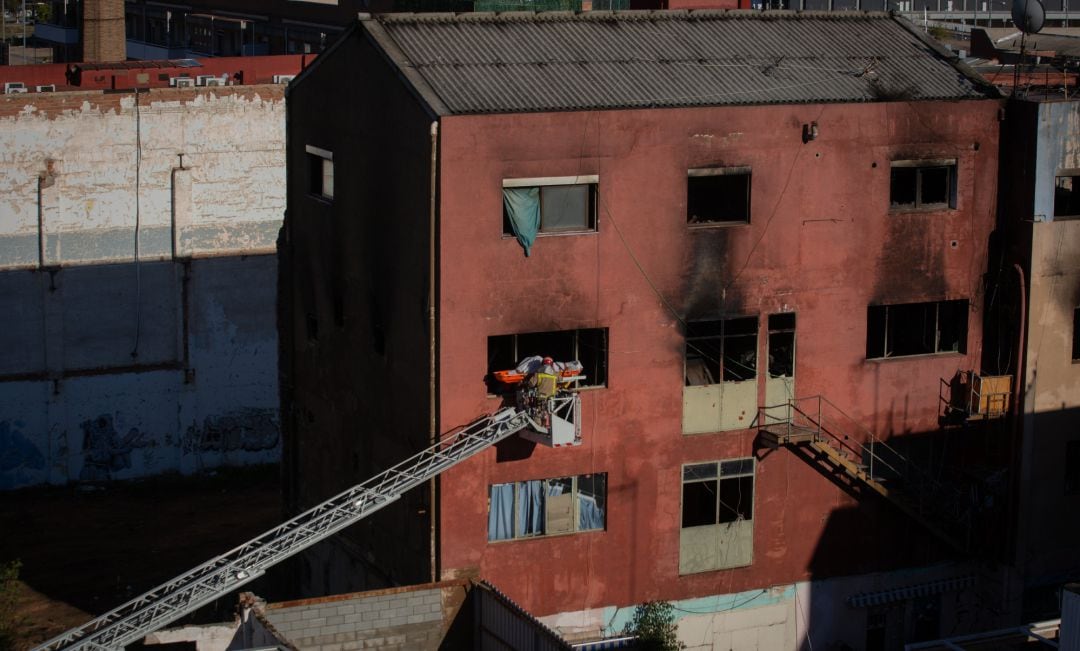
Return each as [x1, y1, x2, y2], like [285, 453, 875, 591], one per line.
[34, 407, 533, 651]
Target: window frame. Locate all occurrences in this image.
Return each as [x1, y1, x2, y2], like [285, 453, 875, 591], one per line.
[865, 299, 968, 361]
[687, 166, 752, 227]
[680, 458, 755, 530]
[487, 328, 608, 391]
[305, 145, 333, 202]
[684, 317, 759, 386]
[502, 175, 599, 236]
[1057, 171, 1080, 219]
[889, 158, 958, 212]
[487, 473, 608, 542]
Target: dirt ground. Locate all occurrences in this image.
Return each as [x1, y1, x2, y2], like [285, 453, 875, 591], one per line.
[0, 466, 283, 651]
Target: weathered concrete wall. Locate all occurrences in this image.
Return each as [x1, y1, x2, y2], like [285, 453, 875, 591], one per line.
[542, 562, 984, 650]
[0, 255, 280, 488]
[0, 86, 285, 267]
[262, 582, 467, 651]
[436, 99, 1001, 615]
[282, 27, 436, 594]
[1015, 100, 1080, 593]
[0, 86, 285, 489]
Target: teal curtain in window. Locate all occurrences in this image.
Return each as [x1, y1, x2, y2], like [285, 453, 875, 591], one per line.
[503, 187, 540, 257]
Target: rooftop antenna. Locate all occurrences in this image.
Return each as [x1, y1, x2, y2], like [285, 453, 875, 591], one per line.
[1011, 0, 1046, 95]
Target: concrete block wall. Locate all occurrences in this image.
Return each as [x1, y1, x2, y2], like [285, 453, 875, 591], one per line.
[0, 87, 285, 489]
[263, 583, 466, 651]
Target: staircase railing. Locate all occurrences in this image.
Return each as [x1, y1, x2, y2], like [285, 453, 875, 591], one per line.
[764, 395, 972, 550]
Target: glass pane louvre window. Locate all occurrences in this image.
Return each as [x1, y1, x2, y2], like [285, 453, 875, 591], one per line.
[488, 474, 607, 541]
[681, 459, 754, 529]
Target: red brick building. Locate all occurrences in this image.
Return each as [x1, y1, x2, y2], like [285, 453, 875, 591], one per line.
[282, 11, 1008, 648]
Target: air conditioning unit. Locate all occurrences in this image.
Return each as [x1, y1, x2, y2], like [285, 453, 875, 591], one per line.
[273, 74, 295, 84]
[171, 77, 195, 88]
[197, 74, 223, 86]
[36, 84, 56, 92]
[4, 82, 27, 94]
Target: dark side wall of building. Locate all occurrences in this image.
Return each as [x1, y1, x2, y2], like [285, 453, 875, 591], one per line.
[281, 23, 437, 596]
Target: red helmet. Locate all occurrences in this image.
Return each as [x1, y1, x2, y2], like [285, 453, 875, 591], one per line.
[542, 356, 554, 365]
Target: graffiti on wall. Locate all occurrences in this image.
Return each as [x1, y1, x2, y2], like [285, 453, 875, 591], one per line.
[183, 408, 279, 454]
[0, 420, 45, 489]
[79, 414, 151, 481]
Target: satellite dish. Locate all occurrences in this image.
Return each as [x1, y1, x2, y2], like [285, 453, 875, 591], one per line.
[1012, 0, 1046, 34]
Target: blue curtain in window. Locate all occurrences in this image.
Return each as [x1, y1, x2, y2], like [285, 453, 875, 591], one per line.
[488, 483, 514, 541]
[503, 187, 540, 257]
[516, 479, 545, 536]
[578, 494, 605, 531]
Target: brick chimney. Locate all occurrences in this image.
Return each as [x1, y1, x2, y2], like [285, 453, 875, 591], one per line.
[82, 0, 125, 63]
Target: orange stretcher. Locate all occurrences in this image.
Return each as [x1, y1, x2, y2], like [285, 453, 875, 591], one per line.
[493, 367, 584, 385]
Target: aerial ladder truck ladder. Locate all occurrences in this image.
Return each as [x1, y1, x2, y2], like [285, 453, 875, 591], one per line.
[33, 363, 585, 651]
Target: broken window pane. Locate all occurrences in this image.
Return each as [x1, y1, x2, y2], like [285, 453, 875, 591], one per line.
[687, 168, 751, 225]
[487, 328, 608, 389]
[1056, 176, 1080, 218]
[681, 458, 754, 529]
[919, 166, 949, 205]
[717, 475, 754, 523]
[681, 479, 718, 528]
[890, 160, 957, 210]
[768, 313, 796, 378]
[866, 300, 968, 359]
[685, 317, 758, 384]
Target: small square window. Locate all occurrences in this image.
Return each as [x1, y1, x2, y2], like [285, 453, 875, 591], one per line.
[687, 167, 751, 225]
[1074, 307, 1080, 362]
[890, 160, 957, 211]
[306, 145, 333, 201]
[1056, 174, 1080, 218]
[1066, 441, 1080, 496]
[685, 317, 758, 385]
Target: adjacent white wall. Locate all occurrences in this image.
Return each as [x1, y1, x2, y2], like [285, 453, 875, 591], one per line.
[0, 87, 285, 489]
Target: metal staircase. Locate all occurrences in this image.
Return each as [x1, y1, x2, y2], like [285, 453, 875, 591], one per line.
[758, 395, 973, 552]
[33, 407, 534, 651]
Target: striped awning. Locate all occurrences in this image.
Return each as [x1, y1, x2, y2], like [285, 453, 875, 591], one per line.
[847, 576, 975, 608]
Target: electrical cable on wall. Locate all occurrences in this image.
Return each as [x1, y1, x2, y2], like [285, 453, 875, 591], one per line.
[131, 90, 143, 359]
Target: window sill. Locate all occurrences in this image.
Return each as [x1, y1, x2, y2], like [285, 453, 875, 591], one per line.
[487, 528, 605, 544]
[865, 351, 965, 363]
[501, 230, 598, 239]
[889, 205, 956, 214]
[687, 221, 750, 229]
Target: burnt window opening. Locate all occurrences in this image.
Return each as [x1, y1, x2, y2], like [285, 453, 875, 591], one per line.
[687, 167, 751, 225]
[890, 160, 957, 210]
[306, 145, 333, 201]
[1066, 441, 1080, 496]
[866, 300, 968, 359]
[502, 182, 598, 236]
[488, 473, 607, 542]
[1073, 307, 1080, 362]
[1056, 175, 1080, 218]
[487, 328, 607, 389]
[681, 459, 754, 528]
[685, 317, 758, 385]
[768, 313, 796, 378]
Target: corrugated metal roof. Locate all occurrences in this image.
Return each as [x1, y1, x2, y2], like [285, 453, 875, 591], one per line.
[365, 10, 997, 115]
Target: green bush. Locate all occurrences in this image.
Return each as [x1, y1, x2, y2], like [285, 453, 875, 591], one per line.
[0, 560, 22, 651]
[624, 600, 685, 651]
